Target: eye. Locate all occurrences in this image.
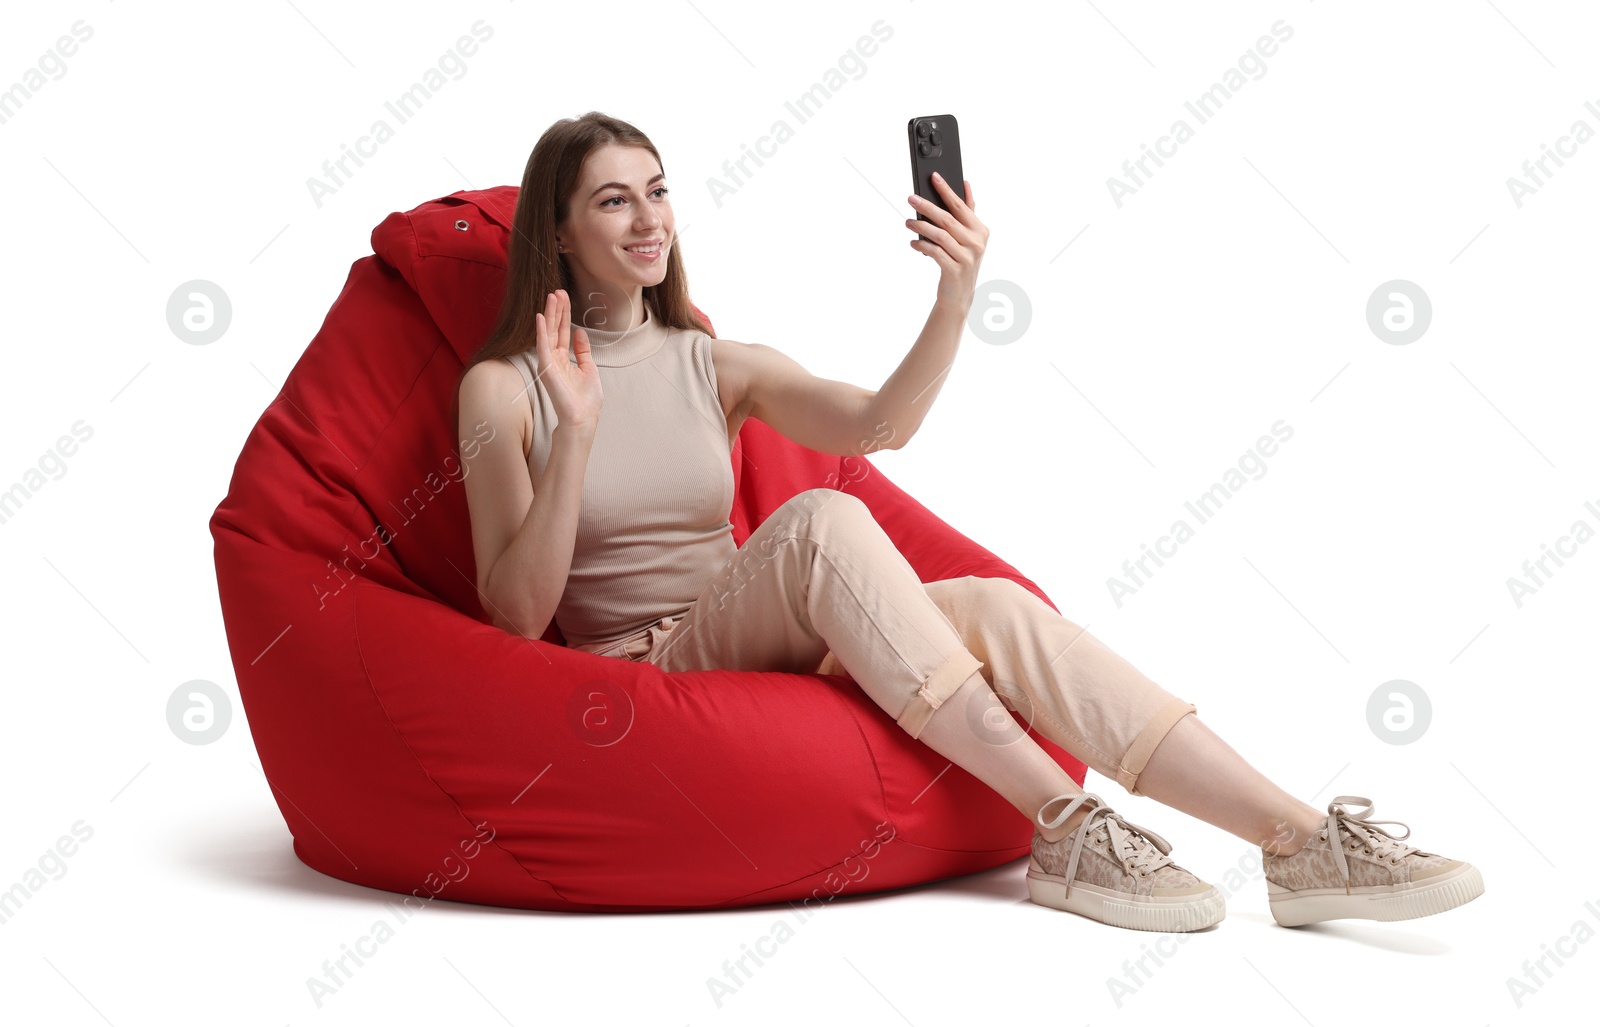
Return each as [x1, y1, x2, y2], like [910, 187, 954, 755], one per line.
[601, 187, 669, 209]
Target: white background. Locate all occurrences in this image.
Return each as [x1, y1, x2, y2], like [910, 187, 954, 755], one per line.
[1, 0, 1595, 1024]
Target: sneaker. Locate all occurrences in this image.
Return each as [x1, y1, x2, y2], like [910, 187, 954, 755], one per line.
[1025, 791, 1224, 932]
[1263, 794, 1484, 927]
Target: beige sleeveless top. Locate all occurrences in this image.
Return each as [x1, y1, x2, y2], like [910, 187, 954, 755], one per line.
[505, 304, 736, 650]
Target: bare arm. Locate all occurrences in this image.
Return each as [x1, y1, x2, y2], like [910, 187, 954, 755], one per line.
[720, 174, 988, 456]
[712, 301, 962, 458]
[862, 298, 967, 449]
[872, 174, 989, 446]
[459, 358, 595, 639]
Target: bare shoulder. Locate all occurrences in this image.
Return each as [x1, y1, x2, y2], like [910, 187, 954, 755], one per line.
[708, 336, 759, 421]
[458, 356, 533, 458]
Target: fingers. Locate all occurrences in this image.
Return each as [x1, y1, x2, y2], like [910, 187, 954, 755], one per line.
[906, 211, 977, 270]
[905, 214, 957, 253]
[907, 202, 965, 251]
[910, 186, 979, 246]
[545, 289, 572, 357]
[535, 289, 567, 372]
[919, 174, 989, 255]
[912, 237, 957, 276]
[531, 311, 552, 383]
[929, 171, 974, 221]
[537, 290, 557, 349]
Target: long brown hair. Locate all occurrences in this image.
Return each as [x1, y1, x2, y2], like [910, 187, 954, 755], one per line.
[464, 110, 712, 382]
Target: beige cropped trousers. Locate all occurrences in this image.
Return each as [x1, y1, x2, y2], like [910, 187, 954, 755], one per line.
[571, 488, 1196, 796]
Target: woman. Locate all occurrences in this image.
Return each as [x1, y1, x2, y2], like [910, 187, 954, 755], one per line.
[456, 111, 1483, 932]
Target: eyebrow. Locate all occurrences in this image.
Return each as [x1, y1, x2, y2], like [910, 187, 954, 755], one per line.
[588, 172, 666, 200]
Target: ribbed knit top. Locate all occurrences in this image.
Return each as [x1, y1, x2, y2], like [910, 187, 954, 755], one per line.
[506, 303, 736, 650]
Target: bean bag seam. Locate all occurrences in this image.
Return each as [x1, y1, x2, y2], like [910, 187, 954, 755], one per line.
[350, 329, 451, 475]
[810, 677, 1032, 856]
[683, 667, 893, 908]
[818, 670, 892, 822]
[707, 706, 886, 903]
[413, 250, 509, 273]
[886, 835, 1030, 856]
[338, 331, 455, 559]
[715, 834, 1029, 908]
[384, 198, 514, 267]
[350, 578, 573, 903]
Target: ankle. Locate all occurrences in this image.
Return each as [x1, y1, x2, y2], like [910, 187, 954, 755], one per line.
[1036, 798, 1095, 843]
[1266, 834, 1305, 857]
[1263, 807, 1326, 857]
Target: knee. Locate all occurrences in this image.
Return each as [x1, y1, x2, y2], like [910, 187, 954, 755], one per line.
[921, 577, 1048, 648]
[994, 577, 1067, 625]
[777, 487, 870, 535]
[954, 575, 1058, 617]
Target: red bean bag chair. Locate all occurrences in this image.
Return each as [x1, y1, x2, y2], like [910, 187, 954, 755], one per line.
[208, 185, 1087, 912]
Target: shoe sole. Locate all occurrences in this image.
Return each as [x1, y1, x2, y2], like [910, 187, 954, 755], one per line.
[1266, 862, 1484, 927]
[1026, 863, 1225, 932]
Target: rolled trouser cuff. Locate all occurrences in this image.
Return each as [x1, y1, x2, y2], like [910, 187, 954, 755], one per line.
[895, 648, 984, 739]
[1121, 697, 1197, 796]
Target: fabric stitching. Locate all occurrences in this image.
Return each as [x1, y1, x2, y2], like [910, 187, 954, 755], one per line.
[350, 579, 573, 902]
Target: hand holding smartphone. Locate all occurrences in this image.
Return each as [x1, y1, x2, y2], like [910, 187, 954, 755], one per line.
[907, 114, 964, 242]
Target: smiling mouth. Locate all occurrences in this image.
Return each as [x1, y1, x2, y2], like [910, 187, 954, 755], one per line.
[623, 240, 665, 263]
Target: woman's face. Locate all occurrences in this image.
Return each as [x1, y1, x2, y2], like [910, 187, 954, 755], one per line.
[557, 144, 674, 319]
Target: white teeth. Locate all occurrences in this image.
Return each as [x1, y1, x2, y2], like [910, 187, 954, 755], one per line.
[625, 243, 660, 253]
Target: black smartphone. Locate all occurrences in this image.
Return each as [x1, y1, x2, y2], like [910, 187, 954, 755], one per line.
[907, 114, 964, 242]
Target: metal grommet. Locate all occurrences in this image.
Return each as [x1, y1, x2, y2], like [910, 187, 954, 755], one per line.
[454, 219, 470, 231]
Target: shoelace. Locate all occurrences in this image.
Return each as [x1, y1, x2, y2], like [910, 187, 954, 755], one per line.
[1038, 791, 1175, 895]
[1322, 795, 1422, 893]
